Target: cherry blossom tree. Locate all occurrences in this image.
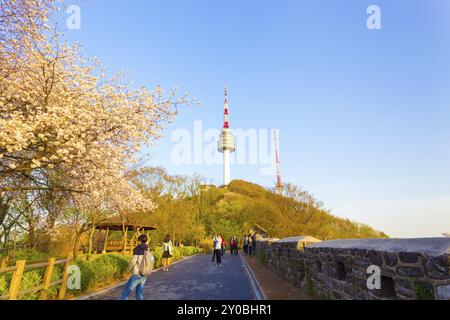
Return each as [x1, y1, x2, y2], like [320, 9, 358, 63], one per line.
[0, 0, 195, 252]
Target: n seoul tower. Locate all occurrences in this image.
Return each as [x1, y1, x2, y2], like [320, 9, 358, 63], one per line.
[218, 86, 236, 186]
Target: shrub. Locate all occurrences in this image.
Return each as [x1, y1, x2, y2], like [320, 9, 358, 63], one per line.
[7, 249, 52, 261]
[198, 239, 213, 254]
[73, 254, 130, 292]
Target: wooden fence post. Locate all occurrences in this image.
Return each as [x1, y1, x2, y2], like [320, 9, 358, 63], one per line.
[0, 256, 9, 271]
[9, 260, 26, 300]
[39, 257, 56, 300]
[57, 255, 73, 300]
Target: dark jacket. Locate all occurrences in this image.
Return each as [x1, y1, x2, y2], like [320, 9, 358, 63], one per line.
[133, 243, 149, 255]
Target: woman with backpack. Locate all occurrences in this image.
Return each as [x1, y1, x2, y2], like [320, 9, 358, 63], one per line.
[121, 234, 155, 300]
[162, 234, 173, 272]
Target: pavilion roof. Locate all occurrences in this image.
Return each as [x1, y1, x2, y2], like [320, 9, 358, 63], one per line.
[93, 214, 158, 231]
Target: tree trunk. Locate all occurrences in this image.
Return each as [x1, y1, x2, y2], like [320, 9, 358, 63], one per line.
[72, 231, 82, 258]
[88, 226, 96, 255]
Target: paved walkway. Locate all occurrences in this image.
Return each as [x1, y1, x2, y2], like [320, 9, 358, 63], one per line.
[85, 254, 257, 300]
[242, 254, 315, 300]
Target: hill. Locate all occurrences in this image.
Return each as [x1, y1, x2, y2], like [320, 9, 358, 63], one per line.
[131, 169, 388, 246]
[219, 180, 388, 240]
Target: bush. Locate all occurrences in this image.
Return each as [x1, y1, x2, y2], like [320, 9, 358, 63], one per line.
[198, 239, 213, 254]
[6, 249, 52, 261]
[73, 254, 130, 292]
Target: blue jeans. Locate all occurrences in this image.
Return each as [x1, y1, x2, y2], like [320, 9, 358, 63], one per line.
[121, 274, 147, 300]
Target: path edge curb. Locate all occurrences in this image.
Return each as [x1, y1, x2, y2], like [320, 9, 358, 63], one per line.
[240, 254, 267, 301]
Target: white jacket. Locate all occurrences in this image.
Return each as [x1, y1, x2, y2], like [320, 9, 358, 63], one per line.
[162, 240, 173, 254]
[213, 236, 222, 250]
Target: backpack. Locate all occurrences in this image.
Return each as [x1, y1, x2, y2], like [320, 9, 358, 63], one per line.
[138, 250, 155, 277]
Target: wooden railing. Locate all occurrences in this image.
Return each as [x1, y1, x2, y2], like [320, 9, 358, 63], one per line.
[0, 255, 72, 300]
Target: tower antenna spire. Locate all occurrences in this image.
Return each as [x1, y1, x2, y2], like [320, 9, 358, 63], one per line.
[274, 129, 283, 194]
[223, 85, 229, 129]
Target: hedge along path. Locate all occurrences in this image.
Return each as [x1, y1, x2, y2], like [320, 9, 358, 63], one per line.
[0, 255, 72, 300]
[76, 254, 200, 300]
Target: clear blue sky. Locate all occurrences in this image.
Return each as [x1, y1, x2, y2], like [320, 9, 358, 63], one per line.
[59, 0, 450, 238]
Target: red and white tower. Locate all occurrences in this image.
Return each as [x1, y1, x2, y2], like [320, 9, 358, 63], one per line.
[218, 86, 236, 185]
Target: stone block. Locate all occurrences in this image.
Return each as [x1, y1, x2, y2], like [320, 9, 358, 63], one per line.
[397, 266, 424, 278]
[355, 258, 370, 268]
[343, 283, 355, 296]
[394, 278, 415, 298]
[351, 267, 366, 279]
[368, 250, 383, 266]
[436, 284, 450, 300]
[382, 252, 398, 268]
[423, 256, 449, 280]
[398, 252, 421, 264]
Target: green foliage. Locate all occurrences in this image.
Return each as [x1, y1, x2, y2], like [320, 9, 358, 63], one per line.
[0, 264, 63, 300]
[136, 170, 387, 243]
[7, 249, 52, 261]
[0, 274, 9, 297]
[73, 254, 130, 292]
[411, 278, 435, 300]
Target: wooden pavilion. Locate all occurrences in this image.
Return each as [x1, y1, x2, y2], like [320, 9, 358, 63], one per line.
[88, 215, 157, 254]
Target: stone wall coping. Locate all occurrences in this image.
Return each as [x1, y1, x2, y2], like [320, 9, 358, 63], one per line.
[256, 237, 279, 242]
[277, 236, 322, 244]
[310, 238, 450, 256]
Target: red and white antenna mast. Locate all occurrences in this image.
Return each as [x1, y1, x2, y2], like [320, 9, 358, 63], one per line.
[223, 86, 229, 129]
[274, 129, 283, 194]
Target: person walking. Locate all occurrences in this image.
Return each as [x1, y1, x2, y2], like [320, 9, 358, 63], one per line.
[221, 236, 226, 256]
[252, 233, 257, 252]
[248, 234, 253, 256]
[243, 235, 248, 254]
[161, 234, 173, 272]
[121, 234, 155, 300]
[233, 236, 239, 255]
[229, 237, 235, 254]
[212, 234, 222, 266]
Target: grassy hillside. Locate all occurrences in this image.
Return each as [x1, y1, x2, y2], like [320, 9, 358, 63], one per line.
[164, 179, 388, 243]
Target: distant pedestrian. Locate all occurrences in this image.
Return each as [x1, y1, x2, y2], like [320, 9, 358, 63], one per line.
[232, 236, 239, 255]
[248, 235, 253, 256]
[252, 233, 257, 252]
[121, 234, 155, 300]
[243, 235, 249, 254]
[221, 236, 226, 256]
[229, 237, 234, 254]
[212, 234, 222, 266]
[162, 234, 173, 272]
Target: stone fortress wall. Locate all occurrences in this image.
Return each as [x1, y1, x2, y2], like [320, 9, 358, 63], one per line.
[253, 236, 450, 300]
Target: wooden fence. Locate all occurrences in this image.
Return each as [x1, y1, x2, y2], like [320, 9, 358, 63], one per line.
[0, 255, 72, 300]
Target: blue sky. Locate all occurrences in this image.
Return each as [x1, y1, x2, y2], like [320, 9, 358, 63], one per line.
[59, 0, 450, 238]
